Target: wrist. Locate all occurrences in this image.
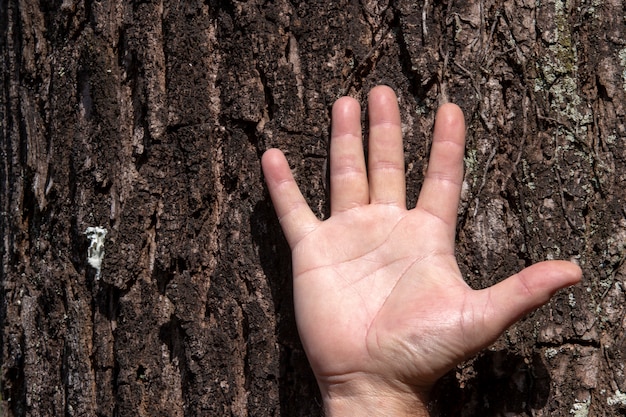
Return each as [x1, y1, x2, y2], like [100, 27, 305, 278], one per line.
[324, 396, 430, 417]
[320, 375, 431, 417]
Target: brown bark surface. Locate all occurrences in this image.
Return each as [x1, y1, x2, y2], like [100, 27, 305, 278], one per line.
[1, 0, 626, 416]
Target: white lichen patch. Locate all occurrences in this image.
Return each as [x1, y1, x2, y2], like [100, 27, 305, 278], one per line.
[545, 347, 559, 359]
[85, 226, 107, 279]
[618, 47, 626, 92]
[607, 390, 626, 407]
[569, 397, 590, 417]
[568, 292, 577, 308]
[535, 0, 592, 137]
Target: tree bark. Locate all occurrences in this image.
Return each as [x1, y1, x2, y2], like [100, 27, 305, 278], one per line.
[1, 0, 625, 416]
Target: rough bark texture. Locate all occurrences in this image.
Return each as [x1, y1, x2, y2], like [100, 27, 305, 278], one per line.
[1, 0, 626, 416]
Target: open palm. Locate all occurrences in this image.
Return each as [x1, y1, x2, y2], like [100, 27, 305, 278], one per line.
[262, 86, 581, 415]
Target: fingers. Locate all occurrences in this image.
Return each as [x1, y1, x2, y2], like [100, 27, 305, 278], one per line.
[367, 85, 406, 206]
[475, 260, 583, 348]
[329, 97, 369, 214]
[415, 104, 466, 240]
[261, 149, 320, 247]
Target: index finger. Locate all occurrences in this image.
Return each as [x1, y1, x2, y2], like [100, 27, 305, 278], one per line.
[415, 103, 466, 241]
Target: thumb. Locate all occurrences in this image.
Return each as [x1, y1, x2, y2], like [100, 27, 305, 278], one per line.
[475, 260, 582, 347]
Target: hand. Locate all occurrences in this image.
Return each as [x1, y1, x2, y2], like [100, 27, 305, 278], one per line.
[261, 86, 582, 416]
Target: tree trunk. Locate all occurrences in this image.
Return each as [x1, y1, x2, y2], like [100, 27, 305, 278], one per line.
[1, 0, 625, 416]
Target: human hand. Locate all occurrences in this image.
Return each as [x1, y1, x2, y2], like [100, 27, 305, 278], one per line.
[261, 86, 582, 416]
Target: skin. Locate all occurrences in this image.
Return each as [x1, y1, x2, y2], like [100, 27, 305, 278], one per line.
[261, 85, 582, 416]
